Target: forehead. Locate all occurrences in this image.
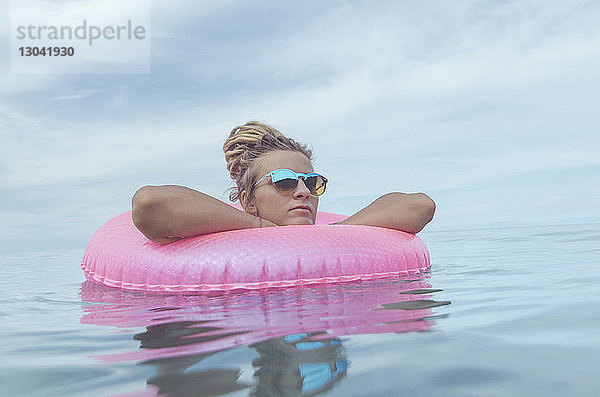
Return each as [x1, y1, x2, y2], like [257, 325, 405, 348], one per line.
[256, 150, 313, 176]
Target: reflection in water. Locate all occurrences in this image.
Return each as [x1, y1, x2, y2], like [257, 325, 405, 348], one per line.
[134, 322, 252, 395]
[251, 333, 347, 396]
[134, 324, 347, 396]
[134, 321, 248, 349]
[376, 300, 451, 311]
[133, 321, 254, 395]
[80, 277, 449, 396]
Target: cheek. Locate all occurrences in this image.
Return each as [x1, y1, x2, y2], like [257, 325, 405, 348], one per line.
[255, 191, 285, 216]
[311, 196, 319, 209]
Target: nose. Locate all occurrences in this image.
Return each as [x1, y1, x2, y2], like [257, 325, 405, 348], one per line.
[293, 177, 311, 199]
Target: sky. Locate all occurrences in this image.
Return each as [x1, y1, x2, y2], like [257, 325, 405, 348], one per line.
[1, 0, 599, 252]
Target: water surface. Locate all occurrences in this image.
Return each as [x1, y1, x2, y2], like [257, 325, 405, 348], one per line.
[1, 221, 598, 396]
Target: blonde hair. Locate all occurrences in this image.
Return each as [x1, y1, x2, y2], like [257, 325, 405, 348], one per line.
[223, 121, 313, 209]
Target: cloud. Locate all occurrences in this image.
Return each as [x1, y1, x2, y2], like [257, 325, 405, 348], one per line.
[0, 116, 230, 187]
[0, 104, 42, 130]
[1, 0, 599, 244]
[49, 88, 104, 101]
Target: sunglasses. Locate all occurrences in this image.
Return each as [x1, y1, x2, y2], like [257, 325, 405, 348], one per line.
[254, 168, 328, 197]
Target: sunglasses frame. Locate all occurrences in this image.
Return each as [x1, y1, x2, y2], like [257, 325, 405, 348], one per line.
[254, 168, 328, 197]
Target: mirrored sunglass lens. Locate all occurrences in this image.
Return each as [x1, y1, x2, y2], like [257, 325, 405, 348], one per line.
[274, 178, 298, 191]
[306, 176, 326, 196]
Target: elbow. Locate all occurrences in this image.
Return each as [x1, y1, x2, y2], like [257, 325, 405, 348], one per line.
[131, 186, 157, 229]
[385, 192, 435, 234]
[131, 186, 169, 243]
[378, 192, 436, 234]
[418, 193, 436, 221]
[412, 193, 436, 233]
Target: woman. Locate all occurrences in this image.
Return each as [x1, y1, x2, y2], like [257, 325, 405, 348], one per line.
[132, 121, 436, 245]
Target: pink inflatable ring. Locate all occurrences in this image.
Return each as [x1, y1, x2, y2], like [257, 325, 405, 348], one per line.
[81, 210, 430, 293]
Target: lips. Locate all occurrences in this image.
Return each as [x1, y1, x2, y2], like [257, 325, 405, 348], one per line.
[290, 205, 312, 213]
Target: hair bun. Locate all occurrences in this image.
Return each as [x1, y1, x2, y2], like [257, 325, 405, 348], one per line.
[223, 121, 283, 180]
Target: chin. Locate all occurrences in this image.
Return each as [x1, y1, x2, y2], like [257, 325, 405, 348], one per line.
[284, 216, 315, 225]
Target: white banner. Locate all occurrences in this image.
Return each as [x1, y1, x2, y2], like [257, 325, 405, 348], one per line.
[10, 0, 151, 74]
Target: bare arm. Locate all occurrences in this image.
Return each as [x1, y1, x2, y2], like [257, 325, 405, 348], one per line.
[131, 185, 274, 245]
[336, 192, 435, 234]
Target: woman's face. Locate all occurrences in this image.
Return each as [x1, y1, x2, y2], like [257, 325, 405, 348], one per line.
[243, 150, 319, 225]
